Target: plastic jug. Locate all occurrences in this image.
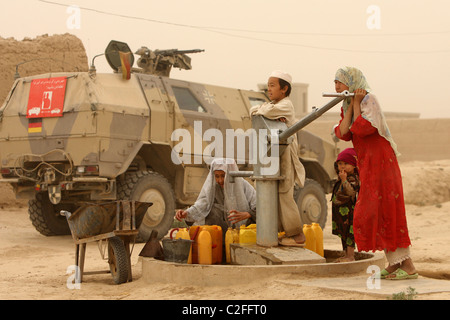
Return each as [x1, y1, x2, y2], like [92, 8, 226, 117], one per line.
[225, 227, 239, 263]
[175, 228, 192, 263]
[312, 223, 324, 257]
[239, 224, 257, 244]
[303, 224, 316, 253]
[189, 225, 223, 264]
[233, 229, 240, 243]
[197, 230, 212, 265]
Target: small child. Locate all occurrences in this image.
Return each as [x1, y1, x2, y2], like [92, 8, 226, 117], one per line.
[331, 148, 360, 262]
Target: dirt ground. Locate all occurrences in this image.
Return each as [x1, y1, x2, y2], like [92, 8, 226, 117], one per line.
[0, 160, 450, 300]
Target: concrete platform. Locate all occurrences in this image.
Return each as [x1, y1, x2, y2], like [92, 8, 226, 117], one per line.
[141, 249, 385, 287]
[231, 243, 326, 265]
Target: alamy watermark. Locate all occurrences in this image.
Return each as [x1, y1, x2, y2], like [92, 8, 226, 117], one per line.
[366, 5, 381, 30]
[171, 121, 280, 175]
[65, 4, 380, 33]
[66, 265, 81, 290]
[66, 5, 81, 30]
[366, 265, 381, 289]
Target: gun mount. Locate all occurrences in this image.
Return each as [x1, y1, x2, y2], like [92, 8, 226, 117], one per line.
[134, 46, 205, 77]
[101, 40, 204, 77]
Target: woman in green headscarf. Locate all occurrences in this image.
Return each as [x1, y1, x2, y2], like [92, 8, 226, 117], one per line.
[333, 66, 417, 280]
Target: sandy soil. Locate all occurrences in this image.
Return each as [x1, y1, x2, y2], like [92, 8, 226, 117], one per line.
[0, 160, 449, 300]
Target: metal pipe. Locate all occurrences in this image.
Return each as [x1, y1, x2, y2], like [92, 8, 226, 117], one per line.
[255, 180, 279, 247]
[228, 171, 253, 178]
[278, 95, 346, 142]
[228, 170, 253, 183]
[322, 90, 355, 97]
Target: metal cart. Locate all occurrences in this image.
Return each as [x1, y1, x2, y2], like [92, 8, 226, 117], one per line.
[61, 200, 152, 284]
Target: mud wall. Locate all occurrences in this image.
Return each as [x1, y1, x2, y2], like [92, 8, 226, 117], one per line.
[0, 33, 88, 105]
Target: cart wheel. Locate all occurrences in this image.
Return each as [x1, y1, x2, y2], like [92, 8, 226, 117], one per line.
[108, 237, 129, 284]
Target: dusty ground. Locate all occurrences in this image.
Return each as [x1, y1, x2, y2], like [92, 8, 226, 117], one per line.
[0, 160, 449, 300]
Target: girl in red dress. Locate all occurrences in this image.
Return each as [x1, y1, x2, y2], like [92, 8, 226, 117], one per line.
[333, 67, 417, 280]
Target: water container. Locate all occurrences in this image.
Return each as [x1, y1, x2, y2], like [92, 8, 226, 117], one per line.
[175, 228, 192, 263]
[162, 237, 192, 263]
[175, 228, 190, 242]
[303, 224, 316, 253]
[233, 229, 240, 243]
[239, 224, 257, 244]
[312, 223, 324, 257]
[162, 228, 193, 263]
[225, 227, 239, 263]
[197, 230, 212, 265]
[189, 225, 223, 264]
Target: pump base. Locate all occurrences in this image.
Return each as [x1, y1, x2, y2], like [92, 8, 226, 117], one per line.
[230, 243, 325, 265]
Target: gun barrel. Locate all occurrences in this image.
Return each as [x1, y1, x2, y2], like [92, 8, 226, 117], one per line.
[178, 49, 205, 54]
[155, 49, 205, 55]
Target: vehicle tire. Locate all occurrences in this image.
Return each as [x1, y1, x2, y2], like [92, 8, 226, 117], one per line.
[117, 171, 175, 242]
[294, 179, 327, 229]
[108, 236, 129, 284]
[28, 192, 71, 236]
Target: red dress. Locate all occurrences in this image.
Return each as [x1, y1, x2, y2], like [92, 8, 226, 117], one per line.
[335, 112, 411, 252]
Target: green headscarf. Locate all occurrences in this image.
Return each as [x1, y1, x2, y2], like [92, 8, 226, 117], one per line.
[334, 66, 400, 157]
[335, 66, 371, 113]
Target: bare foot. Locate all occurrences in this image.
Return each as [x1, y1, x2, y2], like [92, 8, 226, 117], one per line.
[400, 258, 417, 274]
[385, 263, 400, 274]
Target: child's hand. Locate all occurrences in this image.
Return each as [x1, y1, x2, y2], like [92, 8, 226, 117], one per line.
[353, 89, 367, 105]
[339, 170, 347, 182]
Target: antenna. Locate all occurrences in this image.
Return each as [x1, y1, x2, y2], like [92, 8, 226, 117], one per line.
[13, 58, 80, 80]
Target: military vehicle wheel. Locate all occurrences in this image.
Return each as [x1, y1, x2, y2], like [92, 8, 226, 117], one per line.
[117, 171, 175, 242]
[108, 236, 129, 284]
[28, 192, 71, 236]
[295, 179, 327, 229]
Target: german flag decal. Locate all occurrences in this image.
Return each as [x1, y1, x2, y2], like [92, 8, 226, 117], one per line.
[28, 118, 42, 133]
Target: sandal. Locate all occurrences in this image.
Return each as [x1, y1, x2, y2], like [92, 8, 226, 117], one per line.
[385, 268, 419, 280]
[279, 237, 305, 247]
[380, 268, 390, 279]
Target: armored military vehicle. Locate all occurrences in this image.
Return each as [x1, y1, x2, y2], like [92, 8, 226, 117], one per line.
[0, 40, 336, 241]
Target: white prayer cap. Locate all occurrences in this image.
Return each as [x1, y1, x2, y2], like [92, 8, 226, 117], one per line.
[269, 70, 292, 85]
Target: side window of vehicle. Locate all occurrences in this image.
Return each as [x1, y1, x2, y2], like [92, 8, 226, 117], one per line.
[172, 87, 207, 113]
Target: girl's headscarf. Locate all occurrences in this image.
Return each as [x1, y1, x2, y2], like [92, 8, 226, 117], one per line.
[335, 66, 400, 157]
[336, 147, 357, 167]
[335, 66, 371, 113]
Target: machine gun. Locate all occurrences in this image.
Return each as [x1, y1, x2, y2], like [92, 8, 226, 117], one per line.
[153, 49, 205, 56]
[135, 46, 205, 77]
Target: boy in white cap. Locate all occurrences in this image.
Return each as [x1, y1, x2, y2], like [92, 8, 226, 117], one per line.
[250, 71, 306, 246]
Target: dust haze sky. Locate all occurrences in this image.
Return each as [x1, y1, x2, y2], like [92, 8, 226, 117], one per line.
[1, 0, 449, 118]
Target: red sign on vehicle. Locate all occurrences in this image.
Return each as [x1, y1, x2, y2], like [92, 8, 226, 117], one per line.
[27, 77, 67, 118]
